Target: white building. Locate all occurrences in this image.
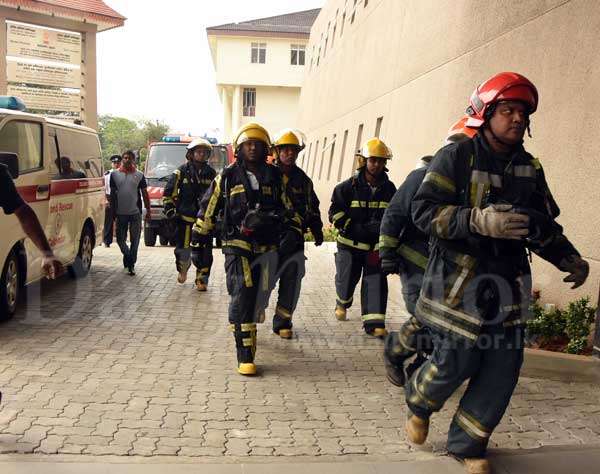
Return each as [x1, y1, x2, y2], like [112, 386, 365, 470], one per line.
[207, 9, 319, 141]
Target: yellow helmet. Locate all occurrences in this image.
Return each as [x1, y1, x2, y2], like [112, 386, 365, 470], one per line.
[232, 122, 271, 152]
[357, 137, 393, 160]
[273, 128, 306, 151]
[186, 138, 212, 152]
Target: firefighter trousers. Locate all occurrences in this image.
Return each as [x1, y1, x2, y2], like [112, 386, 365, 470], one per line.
[385, 273, 433, 365]
[225, 252, 274, 364]
[334, 247, 388, 332]
[405, 324, 524, 458]
[175, 219, 213, 284]
[273, 246, 306, 332]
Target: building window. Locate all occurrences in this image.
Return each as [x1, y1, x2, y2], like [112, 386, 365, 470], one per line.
[375, 116, 384, 137]
[351, 0, 358, 24]
[311, 140, 320, 177]
[317, 47, 321, 66]
[332, 24, 337, 48]
[303, 142, 313, 170]
[364, 0, 369, 6]
[243, 88, 256, 116]
[353, 123, 364, 170]
[251, 42, 266, 64]
[337, 130, 349, 181]
[319, 137, 327, 179]
[341, 12, 346, 36]
[327, 134, 337, 180]
[291, 44, 306, 65]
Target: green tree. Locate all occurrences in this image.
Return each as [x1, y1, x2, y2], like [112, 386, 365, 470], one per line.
[98, 115, 170, 169]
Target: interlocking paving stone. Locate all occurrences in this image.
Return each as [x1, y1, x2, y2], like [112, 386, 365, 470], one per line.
[0, 243, 598, 460]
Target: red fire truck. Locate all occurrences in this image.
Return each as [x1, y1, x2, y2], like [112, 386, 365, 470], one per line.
[143, 136, 233, 246]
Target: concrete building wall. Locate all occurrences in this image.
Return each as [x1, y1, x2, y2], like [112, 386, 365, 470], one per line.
[0, 6, 99, 129]
[298, 0, 600, 307]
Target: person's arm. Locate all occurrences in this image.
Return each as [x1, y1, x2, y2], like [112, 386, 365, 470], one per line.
[139, 176, 150, 220]
[526, 162, 588, 288]
[14, 204, 63, 279]
[307, 181, 324, 245]
[328, 181, 351, 231]
[379, 169, 424, 261]
[192, 174, 224, 246]
[162, 170, 179, 219]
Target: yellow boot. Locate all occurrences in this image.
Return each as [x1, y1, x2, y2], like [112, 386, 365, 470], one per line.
[238, 363, 257, 376]
[278, 329, 293, 339]
[462, 458, 491, 474]
[406, 414, 429, 445]
[335, 305, 347, 321]
[195, 280, 207, 292]
[372, 327, 388, 338]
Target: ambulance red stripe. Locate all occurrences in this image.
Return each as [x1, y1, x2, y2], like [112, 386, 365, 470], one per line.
[16, 178, 104, 203]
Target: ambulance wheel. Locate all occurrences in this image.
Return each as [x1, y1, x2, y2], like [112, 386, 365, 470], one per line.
[0, 250, 21, 321]
[159, 235, 169, 246]
[69, 225, 94, 279]
[144, 227, 157, 247]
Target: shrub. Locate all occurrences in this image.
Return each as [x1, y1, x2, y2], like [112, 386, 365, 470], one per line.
[304, 224, 338, 242]
[526, 297, 596, 354]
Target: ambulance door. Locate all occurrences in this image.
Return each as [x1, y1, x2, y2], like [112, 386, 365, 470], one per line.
[46, 125, 76, 263]
[0, 118, 49, 283]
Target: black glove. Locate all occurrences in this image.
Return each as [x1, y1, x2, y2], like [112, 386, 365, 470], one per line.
[164, 204, 177, 220]
[191, 227, 211, 248]
[559, 255, 589, 289]
[313, 229, 324, 246]
[381, 258, 402, 275]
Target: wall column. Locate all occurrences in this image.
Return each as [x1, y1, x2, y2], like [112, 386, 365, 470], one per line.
[0, 15, 7, 96]
[221, 86, 232, 140]
[232, 85, 241, 134]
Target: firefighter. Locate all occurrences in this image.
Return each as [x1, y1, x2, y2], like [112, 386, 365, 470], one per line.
[404, 72, 589, 474]
[163, 138, 216, 290]
[329, 138, 396, 337]
[271, 129, 324, 339]
[191, 122, 302, 375]
[381, 118, 477, 387]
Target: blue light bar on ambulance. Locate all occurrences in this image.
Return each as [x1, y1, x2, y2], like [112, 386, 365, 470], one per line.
[161, 135, 181, 143]
[0, 96, 26, 111]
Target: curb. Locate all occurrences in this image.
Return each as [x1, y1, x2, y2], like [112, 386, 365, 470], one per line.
[522, 348, 600, 384]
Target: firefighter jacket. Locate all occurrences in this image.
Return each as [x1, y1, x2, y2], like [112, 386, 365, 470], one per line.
[193, 160, 302, 256]
[163, 161, 216, 223]
[379, 157, 431, 274]
[281, 165, 323, 237]
[329, 169, 396, 251]
[411, 133, 580, 344]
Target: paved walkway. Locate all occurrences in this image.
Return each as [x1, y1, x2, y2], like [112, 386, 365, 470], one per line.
[0, 243, 598, 462]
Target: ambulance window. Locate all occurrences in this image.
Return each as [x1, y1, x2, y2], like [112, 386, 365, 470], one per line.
[56, 129, 102, 178]
[48, 129, 60, 176]
[0, 120, 43, 173]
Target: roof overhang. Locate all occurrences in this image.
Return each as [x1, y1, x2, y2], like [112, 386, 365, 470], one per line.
[206, 29, 310, 40]
[0, 0, 125, 32]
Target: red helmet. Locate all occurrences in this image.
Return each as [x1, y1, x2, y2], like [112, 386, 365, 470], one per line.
[465, 72, 538, 128]
[446, 116, 477, 144]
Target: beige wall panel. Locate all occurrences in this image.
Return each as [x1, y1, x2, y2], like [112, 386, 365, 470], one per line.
[299, 0, 600, 306]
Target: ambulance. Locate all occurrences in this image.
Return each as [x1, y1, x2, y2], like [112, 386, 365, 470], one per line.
[0, 97, 104, 320]
[144, 135, 233, 246]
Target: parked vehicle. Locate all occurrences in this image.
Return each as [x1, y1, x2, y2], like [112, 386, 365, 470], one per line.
[0, 97, 104, 320]
[143, 136, 233, 247]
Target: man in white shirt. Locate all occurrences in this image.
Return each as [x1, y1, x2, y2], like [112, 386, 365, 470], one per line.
[103, 155, 121, 247]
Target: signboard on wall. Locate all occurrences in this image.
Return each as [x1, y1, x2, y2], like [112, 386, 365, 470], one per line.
[6, 22, 81, 65]
[7, 85, 81, 113]
[6, 60, 80, 88]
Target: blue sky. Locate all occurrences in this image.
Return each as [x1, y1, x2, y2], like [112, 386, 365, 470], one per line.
[97, 0, 324, 138]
